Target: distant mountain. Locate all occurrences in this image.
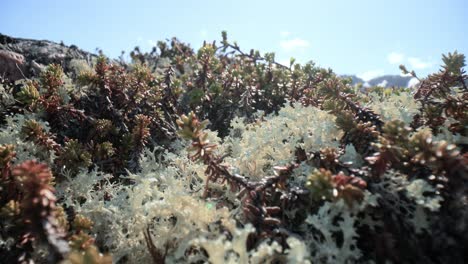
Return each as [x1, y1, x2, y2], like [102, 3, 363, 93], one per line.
[367, 75, 413, 87]
[341, 74, 414, 88]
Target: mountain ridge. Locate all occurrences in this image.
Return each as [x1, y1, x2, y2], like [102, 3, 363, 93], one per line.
[340, 74, 415, 88]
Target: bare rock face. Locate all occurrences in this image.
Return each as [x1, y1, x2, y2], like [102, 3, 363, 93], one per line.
[0, 33, 97, 81]
[0, 50, 27, 81]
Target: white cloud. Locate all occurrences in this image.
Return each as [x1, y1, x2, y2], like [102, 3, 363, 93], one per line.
[278, 59, 291, 67]
[357, 69, 385, 81]
[408, 57, 433, 69]
[280, 31, 291, 38]
[377, 80, 388, 87]
[147, 39, 157, 47]
[387, 52, 404, 65]
[137, 36, 143, 42]
[280, 38, 310, 52]
[408, 77, 420, 87]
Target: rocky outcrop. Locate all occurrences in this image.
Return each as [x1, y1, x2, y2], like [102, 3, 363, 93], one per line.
[0, 49, 27, 81]
[0, 33, 97, 81]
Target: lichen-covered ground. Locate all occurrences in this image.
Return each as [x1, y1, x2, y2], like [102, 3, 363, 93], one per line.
[0, 34, 467, 263]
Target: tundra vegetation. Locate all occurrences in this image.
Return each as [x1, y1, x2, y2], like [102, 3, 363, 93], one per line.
[0, 32, 467, 263]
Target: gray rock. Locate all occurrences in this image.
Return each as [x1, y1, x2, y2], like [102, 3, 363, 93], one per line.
[0, 50, 27, 80]
[0, 33, 98, 81]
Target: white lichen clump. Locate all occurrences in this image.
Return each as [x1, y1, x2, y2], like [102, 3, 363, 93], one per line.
[368, 91, 420, 125]
[223, 102, 342, 178]
[0, 114, 56, 165]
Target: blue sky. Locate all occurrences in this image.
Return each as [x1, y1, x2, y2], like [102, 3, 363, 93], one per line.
[2, 0, 467, 80]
